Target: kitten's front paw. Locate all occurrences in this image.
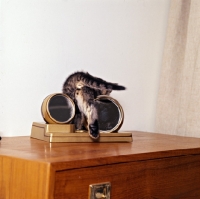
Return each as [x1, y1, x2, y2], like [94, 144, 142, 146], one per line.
[88, 120, 99, 140]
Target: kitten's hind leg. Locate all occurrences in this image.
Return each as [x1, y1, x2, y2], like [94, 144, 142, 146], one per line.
[74, 112, 87, 131]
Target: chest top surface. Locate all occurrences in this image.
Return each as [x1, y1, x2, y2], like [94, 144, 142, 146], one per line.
[0, 131, 200, 170]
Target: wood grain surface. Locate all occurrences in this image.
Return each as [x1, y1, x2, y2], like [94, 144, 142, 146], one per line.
[0, 132, 200, 198]
[0, 156, 53, 199]
[1, 132, 200, 170]
[55, 155, 200, 199]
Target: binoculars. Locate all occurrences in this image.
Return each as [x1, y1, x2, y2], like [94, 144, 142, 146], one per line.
[41, 93, 124, 133]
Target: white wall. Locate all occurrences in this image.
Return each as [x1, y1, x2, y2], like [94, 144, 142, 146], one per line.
[0, 0, 170, 136]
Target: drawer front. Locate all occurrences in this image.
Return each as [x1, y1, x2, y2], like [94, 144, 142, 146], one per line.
[54, 155, 200, 199]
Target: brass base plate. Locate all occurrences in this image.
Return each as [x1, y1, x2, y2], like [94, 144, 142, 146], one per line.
[30, 122, 133, 143]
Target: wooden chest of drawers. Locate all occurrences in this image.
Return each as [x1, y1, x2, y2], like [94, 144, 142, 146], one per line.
[0, 131, 200, 199]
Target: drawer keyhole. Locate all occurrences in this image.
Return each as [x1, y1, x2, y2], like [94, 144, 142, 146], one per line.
[89, 182, 111, 199]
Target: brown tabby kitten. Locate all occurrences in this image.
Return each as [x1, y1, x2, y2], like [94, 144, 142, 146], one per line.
[62, 71, 125, 139]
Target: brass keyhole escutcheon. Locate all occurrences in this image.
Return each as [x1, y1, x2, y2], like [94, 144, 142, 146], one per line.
[89, 182, 111, 199]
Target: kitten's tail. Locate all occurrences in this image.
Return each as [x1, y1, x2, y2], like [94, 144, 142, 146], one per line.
[80, 72, 126, 91]
[111, 84, 126, 91]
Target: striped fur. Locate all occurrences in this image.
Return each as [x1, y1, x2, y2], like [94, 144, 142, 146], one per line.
[62, 71, 125, 139]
